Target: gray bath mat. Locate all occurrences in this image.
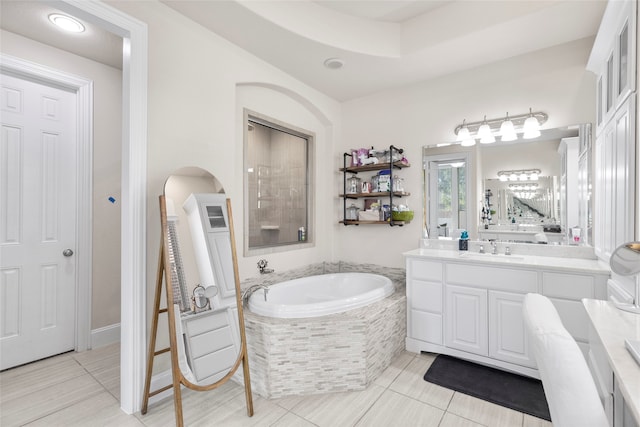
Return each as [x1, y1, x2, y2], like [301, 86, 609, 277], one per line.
[424, 354, 551, 421]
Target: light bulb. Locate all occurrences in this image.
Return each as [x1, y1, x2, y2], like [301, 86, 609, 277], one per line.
[499, 174, 508, 182]
[520, 173, 528, 181]
[530, 172, 539, 181]
[457, 121, 471, 142]
[499, 114, 517, 141]
[523, 109, 541, 139]
[460, 137, 476, 147]
[509, 173, 518, 181]
[478, 121, 495, 144]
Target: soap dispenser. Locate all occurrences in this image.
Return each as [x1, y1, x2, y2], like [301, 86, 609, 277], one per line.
[459, 230, 469, 251]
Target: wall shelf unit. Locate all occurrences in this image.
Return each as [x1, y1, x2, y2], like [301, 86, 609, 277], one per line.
[339, 145, 410, 226]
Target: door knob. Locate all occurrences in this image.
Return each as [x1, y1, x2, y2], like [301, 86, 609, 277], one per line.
[63, 249, 74, 257]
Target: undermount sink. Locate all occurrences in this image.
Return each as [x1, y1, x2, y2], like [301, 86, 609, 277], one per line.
[458, 252, 525, 261]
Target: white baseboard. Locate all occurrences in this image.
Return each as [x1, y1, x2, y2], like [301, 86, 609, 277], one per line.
[90, 323, 121, 349]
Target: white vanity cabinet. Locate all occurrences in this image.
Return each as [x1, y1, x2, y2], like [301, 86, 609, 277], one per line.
[588, 0, 637, 261]
[181, 307, 240, 383]
[405, 249, 610, 377]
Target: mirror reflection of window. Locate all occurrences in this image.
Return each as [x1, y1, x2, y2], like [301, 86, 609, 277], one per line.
[426, 155, 469, 239]
[245, 114, 313, 254]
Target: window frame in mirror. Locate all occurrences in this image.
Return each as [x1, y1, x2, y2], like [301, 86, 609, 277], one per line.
[243, 109, 315, 256]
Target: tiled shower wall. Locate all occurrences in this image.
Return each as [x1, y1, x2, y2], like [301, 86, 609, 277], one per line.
[247, 123, 307, 248]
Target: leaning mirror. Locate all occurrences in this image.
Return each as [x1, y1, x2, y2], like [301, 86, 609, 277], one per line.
[141, 167, 253, 427]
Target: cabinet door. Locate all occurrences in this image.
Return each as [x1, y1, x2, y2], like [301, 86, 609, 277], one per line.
[613, 95, 636, 251]
[488, 291, 535, 368]
[445, 285, 488, 356]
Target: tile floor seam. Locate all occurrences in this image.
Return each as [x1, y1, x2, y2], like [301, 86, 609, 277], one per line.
[351, 384, 388, 427]
[442, 409, 491, 427]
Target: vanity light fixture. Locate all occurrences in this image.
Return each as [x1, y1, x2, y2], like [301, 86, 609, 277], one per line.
[498, 169, 542, 182]
[457, 120, 476, 146]
[454, 109, 547, 145]
[48, 13, 85, 33]
[523, 108, 542, 139]
[499, 113, 517, 141]
[477, 116, 496, 144]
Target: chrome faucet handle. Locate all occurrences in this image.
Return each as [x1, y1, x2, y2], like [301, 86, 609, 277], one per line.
[479, 245, 485, 254]
[505, 246, 512, 255]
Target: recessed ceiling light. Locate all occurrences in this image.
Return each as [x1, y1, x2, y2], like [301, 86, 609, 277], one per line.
[48, 13, 85, 33]
[324, 58, 344, 70]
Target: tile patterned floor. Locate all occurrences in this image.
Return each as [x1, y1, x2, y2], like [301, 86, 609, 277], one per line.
[0, 344, 553, 426]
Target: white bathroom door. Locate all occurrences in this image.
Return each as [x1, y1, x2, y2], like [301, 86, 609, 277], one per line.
[0, 73, 78, 370]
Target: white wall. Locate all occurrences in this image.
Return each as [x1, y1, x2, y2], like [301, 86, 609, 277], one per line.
[106, 2, 341, 312]
[0, 30, 123, 330]
[338, 37, 597, 268]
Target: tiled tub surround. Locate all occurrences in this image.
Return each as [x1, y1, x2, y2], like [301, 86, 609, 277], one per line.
[241, 263, 406, 399]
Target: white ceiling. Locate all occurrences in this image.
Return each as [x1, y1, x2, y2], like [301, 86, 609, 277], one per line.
[0, 1, 123, 70]
[1, 1, 607, 102]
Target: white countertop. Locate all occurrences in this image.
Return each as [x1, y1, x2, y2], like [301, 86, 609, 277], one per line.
[583, 299, 640, 423]
[403, 247, 611, 275]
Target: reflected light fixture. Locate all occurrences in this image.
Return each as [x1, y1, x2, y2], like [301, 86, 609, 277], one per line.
[48, 13, 85, 33]
[499, 113, 517, 141]
[498, 169, 542, 182]
[523, 108, 542, 139]
[453, 109, 547, 145]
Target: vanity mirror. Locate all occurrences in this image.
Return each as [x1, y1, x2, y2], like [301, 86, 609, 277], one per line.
[610, 241, 640, 315]
[141, 167, 253, 427]
[423, 124, 592, 245]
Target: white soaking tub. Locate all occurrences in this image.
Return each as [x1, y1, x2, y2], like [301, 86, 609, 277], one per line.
[247, 272, 394, 318]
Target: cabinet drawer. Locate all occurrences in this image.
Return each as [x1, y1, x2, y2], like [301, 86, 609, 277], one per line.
[189, 325, 234, 358]
[542, 272, 595, 300]
[410, 280, 442, 313]
[184, 310, 229, 336]
[192, 345, 237, 381]
[446, 264, 537, 293]
[410, 310, 442, 345]
[409, 259, 443, 282]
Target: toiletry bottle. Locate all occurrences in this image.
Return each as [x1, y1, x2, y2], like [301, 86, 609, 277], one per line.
[459, 230, 469, 251]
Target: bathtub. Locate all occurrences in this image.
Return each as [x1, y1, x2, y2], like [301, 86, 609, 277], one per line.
[247, 272, 394, 318]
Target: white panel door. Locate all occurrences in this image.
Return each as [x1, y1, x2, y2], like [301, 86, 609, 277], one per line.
[445, 285, 488, 356]
[0, 73, 77, 369]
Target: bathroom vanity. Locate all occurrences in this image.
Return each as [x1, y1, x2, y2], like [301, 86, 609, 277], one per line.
[404, 246, 610, 377]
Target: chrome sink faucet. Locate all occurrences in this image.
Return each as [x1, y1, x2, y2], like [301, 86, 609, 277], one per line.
[491, 241, 498, 255]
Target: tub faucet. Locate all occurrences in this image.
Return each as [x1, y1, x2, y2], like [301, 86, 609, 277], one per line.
[491, 241, 498, 255]
[257, 259, 274, 274]
[242, 284, 270, 305]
